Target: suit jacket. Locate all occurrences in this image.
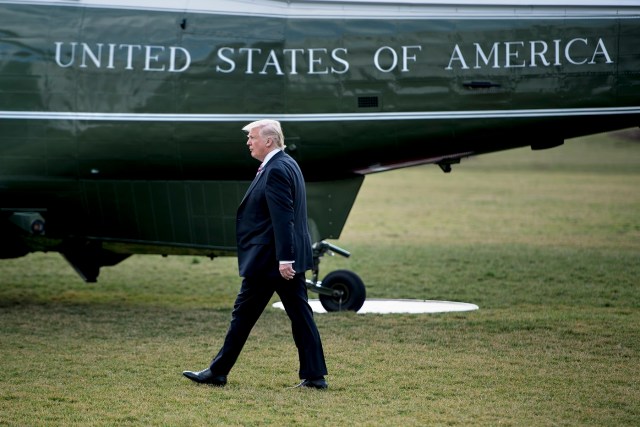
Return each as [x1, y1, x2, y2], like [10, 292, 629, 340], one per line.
[236, 150, 314, 278]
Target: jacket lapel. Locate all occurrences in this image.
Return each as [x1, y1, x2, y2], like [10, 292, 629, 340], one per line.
[240, 170, 263, 206]
[239, 151, 283, 206]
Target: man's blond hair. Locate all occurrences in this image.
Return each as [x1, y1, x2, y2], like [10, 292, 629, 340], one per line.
[242, 119, 285, 149]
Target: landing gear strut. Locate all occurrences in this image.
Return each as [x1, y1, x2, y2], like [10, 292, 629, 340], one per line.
[306, 241, 366, 312]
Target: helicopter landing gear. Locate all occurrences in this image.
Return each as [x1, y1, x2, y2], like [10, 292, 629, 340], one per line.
[306, 241, 366, 312]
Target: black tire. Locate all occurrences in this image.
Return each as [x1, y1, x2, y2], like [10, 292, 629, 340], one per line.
[318, 270, 366, 312]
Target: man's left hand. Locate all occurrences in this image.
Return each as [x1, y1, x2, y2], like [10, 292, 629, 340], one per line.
[279, 263, 296, 280]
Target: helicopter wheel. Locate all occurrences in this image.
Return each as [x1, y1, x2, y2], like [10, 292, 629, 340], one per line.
[318, 270, 366, 312]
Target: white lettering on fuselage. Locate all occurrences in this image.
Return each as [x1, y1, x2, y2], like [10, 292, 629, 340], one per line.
[53, 37, 613, 75]
[215, 47, 350, 75]
[54, 42, 191, 72]
[373, 45, 422, 72]
[445, 38, 612, 70]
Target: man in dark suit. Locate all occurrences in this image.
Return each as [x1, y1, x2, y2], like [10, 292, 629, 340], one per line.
[183, 119, 328, 389]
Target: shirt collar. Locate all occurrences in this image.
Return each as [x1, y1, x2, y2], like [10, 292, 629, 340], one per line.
[261, 148, 282, 168]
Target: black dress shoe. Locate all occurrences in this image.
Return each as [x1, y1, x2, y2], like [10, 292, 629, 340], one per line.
[182, 368, 227, 386]
[295, 377, 328, 390]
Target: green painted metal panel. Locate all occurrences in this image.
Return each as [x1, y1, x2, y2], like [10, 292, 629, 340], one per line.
[1, 1, 639, 260]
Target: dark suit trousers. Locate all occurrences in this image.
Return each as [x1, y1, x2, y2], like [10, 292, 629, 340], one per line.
[209, 274, 328, 379]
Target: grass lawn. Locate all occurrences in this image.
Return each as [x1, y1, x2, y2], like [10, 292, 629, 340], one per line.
[1, 130, 639, 425]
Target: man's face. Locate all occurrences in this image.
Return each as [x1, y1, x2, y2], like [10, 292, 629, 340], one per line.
[246, 127, 270, 162]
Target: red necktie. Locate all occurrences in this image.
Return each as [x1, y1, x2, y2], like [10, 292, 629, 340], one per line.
[256, 164, 264, 175]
